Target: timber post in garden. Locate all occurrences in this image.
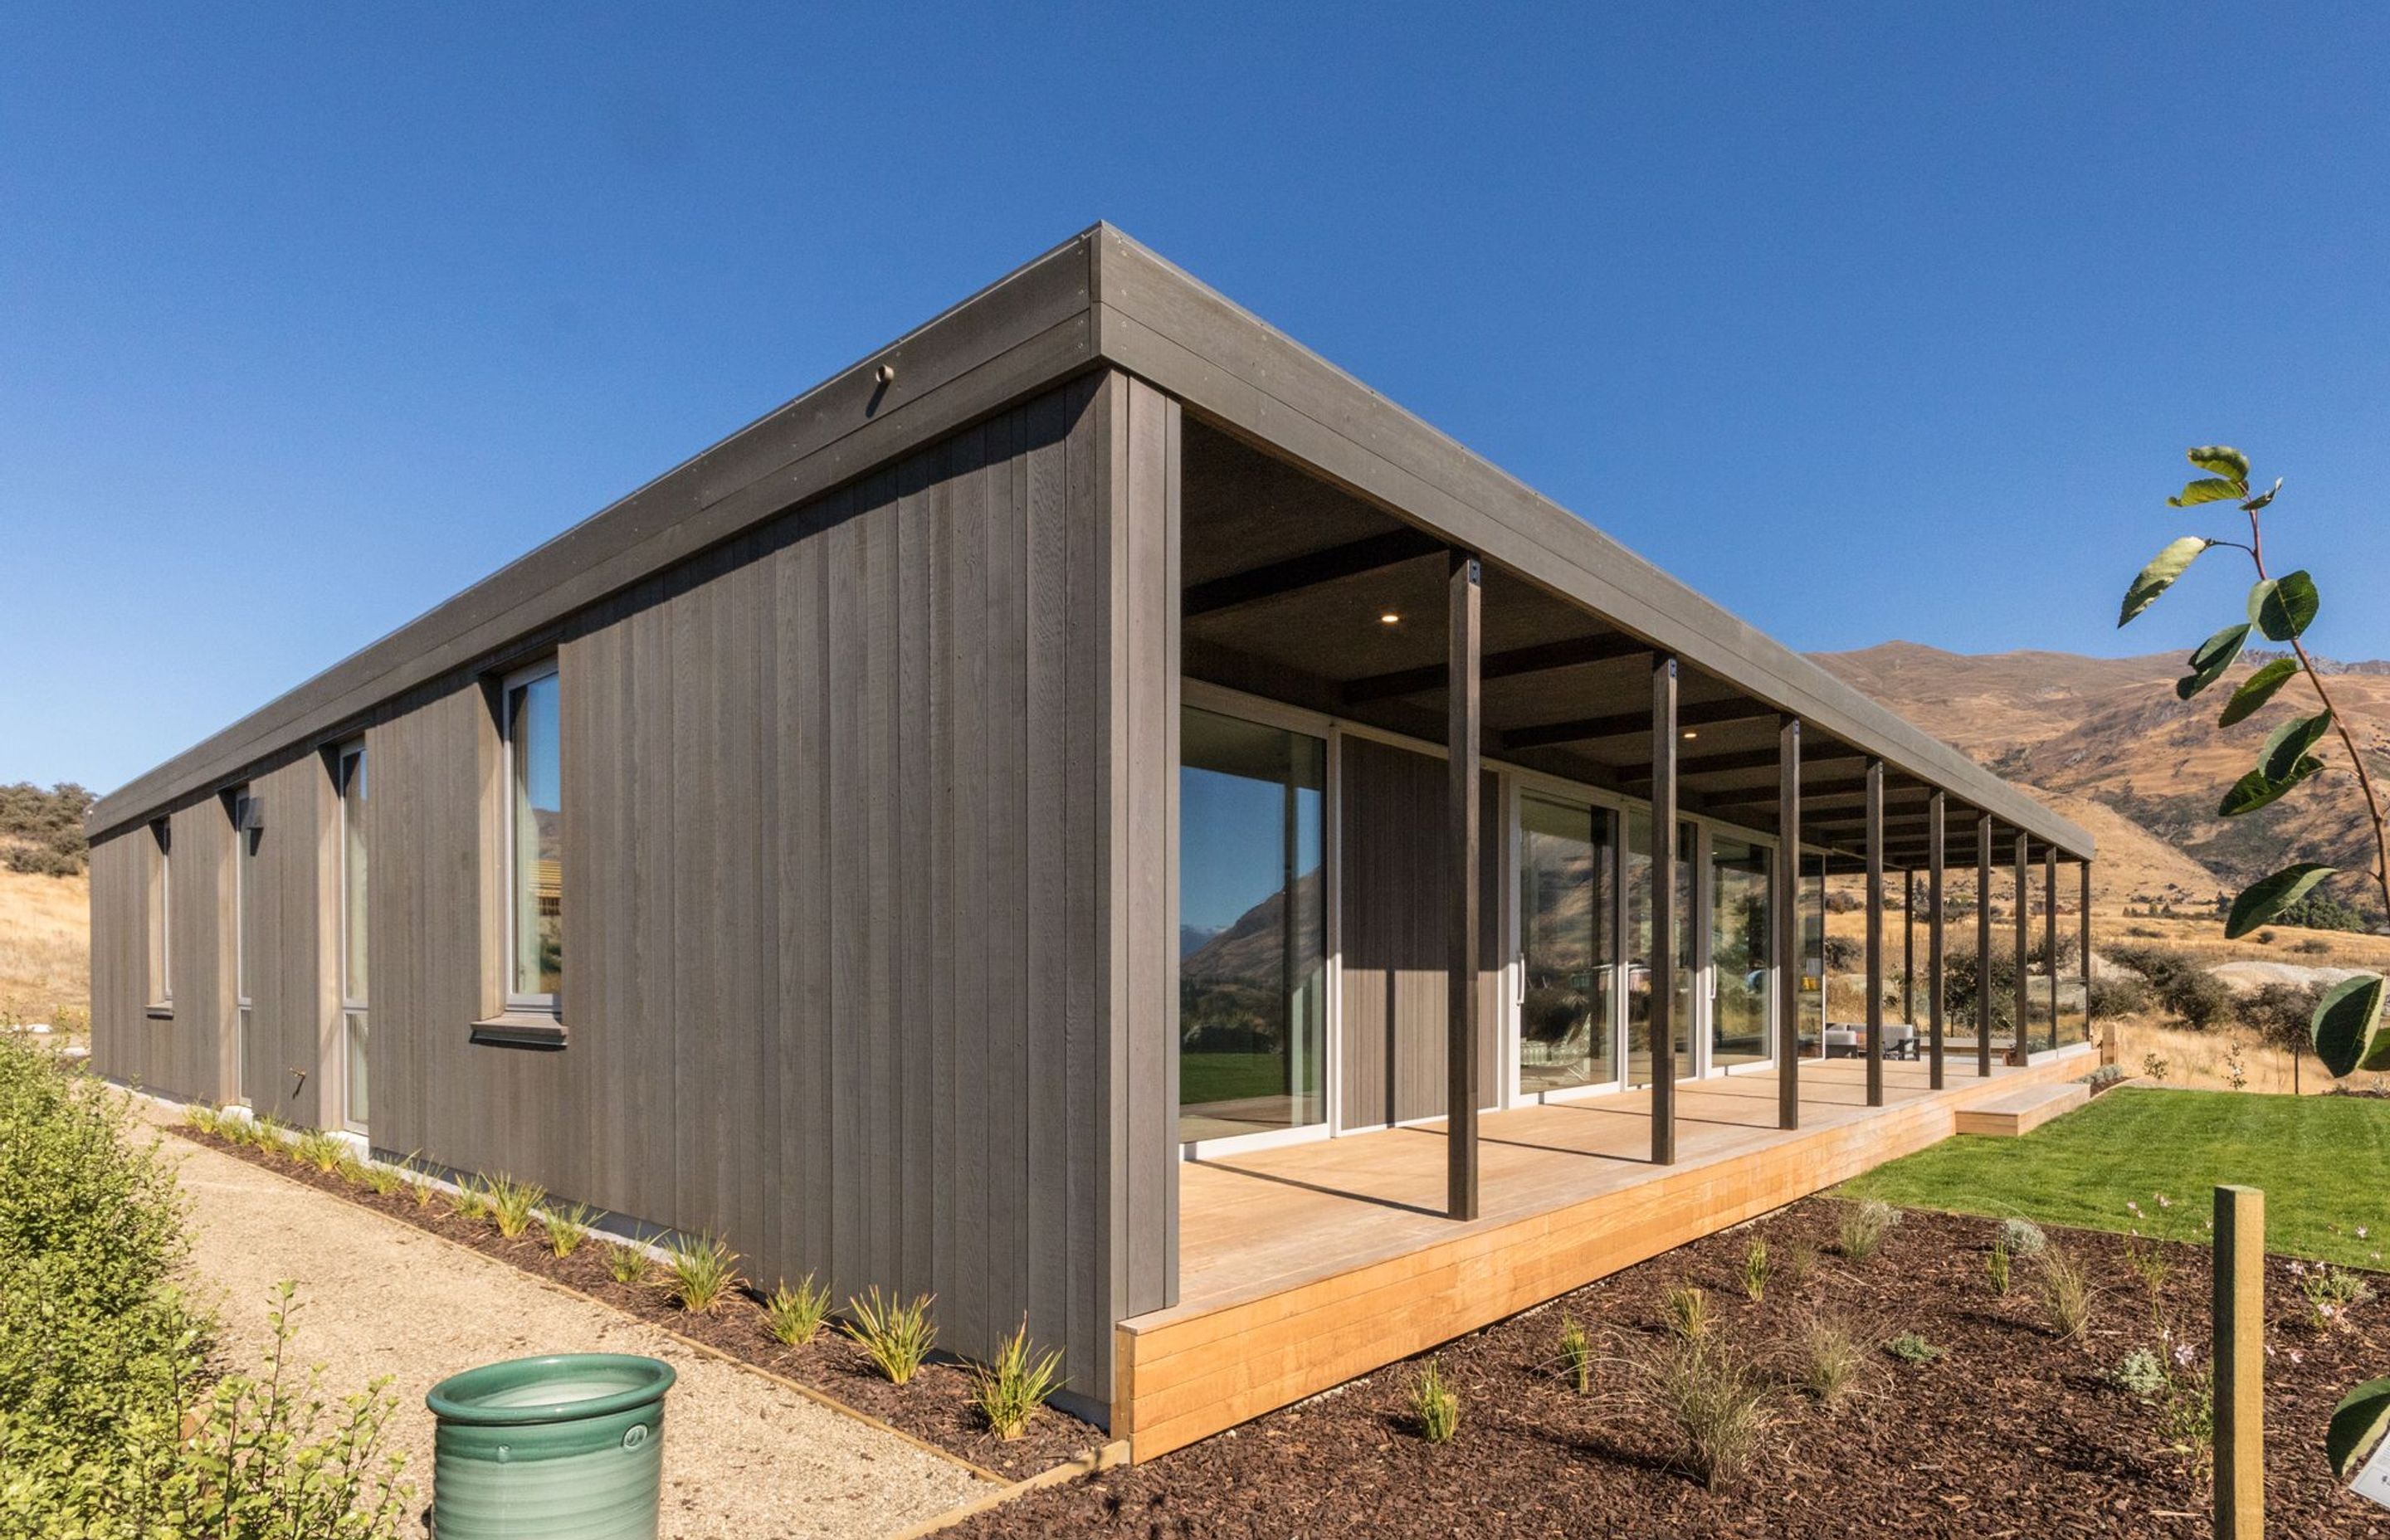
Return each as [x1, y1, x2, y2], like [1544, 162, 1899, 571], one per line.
[1446, 551, 1481, 1221]
[2214, 1183, 2266, 1538]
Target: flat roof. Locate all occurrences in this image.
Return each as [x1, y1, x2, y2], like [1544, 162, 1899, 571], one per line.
[90, 223, 2091, 861]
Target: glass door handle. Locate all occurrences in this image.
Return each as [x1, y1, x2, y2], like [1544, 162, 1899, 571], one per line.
[1514, 955, 1526, 1006]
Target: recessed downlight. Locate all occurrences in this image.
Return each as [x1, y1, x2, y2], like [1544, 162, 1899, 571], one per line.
[1379, 612, 1402, 625]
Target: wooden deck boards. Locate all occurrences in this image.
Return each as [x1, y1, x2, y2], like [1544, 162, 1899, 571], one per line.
[1115, 1050, 2095, 1459]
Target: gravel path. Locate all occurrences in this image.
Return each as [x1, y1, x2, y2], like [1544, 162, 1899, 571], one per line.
[159, 1125, 991, 1538]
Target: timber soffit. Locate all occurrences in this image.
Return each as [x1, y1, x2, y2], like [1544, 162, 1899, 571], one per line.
[94, 221, 2091, 862]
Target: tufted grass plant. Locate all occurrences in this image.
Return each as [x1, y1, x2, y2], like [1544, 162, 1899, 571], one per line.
[842, 1288, 936, 1385]
[666, 1233, 742, 1314]
[764, 1274, 832, 1347]
[969, 1318, 1064, 1440]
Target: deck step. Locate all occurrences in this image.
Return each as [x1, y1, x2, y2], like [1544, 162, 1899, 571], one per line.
[1953, 1080, 2091, 1138]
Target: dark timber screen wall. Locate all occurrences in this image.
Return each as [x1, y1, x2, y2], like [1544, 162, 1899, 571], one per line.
[88, 371, 1179, 1415]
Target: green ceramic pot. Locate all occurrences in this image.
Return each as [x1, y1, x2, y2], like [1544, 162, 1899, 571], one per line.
[426, 1353, 676, 1539]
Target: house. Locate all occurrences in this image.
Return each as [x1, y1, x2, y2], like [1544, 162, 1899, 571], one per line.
[87, 225, 2096, 1451]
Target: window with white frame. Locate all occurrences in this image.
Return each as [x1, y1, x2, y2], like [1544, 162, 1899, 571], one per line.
[503, 660, 563, 1012]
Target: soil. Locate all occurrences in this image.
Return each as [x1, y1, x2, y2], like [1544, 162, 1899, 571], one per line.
[949, 1201, 2390, 1538]
[181, 1125, 1104, 1482]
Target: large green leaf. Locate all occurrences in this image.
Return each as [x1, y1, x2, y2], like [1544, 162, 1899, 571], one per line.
[2260, 710, 2334, 782]
[2313, 974, 2390, 1080]
[2119, 537, 2212, 626]
[2168, 477, 2244, 508]
[2219, 657, 2300, 726]
[2218, 757, 2323, 816]
[2225, 862, 2336, 938]
[2255, 570, 2320, 641]
[2176, 623, 2251, 700]
[2332, 1376, 2390, 1479]
[2188, 445, 2251, 484]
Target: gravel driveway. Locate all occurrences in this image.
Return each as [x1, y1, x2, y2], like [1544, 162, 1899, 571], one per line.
[159, 1126, 991, 1538]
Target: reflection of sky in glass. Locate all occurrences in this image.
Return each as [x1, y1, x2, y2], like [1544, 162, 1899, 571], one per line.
[1180, 767, 1320, 936]
[517, 673, 561, 812]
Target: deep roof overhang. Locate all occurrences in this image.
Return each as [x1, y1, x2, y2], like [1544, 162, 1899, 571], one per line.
[89, 223, 2093, 863]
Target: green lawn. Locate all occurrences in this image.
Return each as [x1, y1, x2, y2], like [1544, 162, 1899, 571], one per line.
[1180, 1053, 1310, 1109]
[1841, 1087, 2390, 1269]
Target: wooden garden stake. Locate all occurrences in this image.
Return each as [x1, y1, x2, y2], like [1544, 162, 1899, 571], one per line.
[2215, 1183, 2266, 1538]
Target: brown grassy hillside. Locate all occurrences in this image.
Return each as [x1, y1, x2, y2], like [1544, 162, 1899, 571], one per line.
[1817, 641, 2390, 915]
[0, 868, 89, 1029]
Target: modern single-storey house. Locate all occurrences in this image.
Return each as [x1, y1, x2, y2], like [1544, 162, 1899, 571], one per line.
[90, 224, 2096, 1452]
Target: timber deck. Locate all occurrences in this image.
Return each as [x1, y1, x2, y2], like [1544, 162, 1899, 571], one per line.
[1113, 1048, 2096, 1460]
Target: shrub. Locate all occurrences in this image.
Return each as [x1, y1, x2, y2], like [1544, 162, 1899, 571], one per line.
[1557, 1317, 1593, 1394]
[2000, 1217, 2047, 1257]
[1885, 1332, 1944, 1364]
[1662, 1284, 1712, 1341]
[2039, 1246, 2094, 1339]
[1740, 1240, 1770, 1304]
[1645, 1338, 1774, 1490]
[764, 1274, 832, 1348]
[606, 1244, 655, 1287]
[0, 781, 93, 876]
[2107, 945, 2232, 1031]
[1837, 1199, 1899, 1263]
[2082, 1063, 2124, 1089]
[2293, 937, 2334, 956]
[2087, 975, 2150, 1017]
[2240, 982, 2325, 1052]
[543, 1201, 598, 1259]
[666, 1234, 742, 1314]
[484, 1175, 545, 1240]
[1410, 1358, 1460, 1445]
[969, 1318, 1064, 1440]
[842, 1289, 936, 1385]
[1797, 1318, 1867, 1408]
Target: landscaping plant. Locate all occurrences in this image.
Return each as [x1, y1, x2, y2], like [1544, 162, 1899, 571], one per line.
[842, 1288, 937, 1385]
[2291, 1258, 2373, 1333]
[2037, 1245, 2094, 1340]
[543, 1201, 599, 1259]
[1797, 1317, 1867, 1408]
[2112, 443, 2390, 1472]
[1409, 1357, 1460, 1445]
[291, 1128, 346, 1174]
[446, 1176, 492, 1223]
[2000, 1216, 2047, 1258]
[483, 1173, 545, 1240]
[1739, 1239, 1769, 1303]
[1836, 1197, 1898, 1263]
[764, 1273, 832, 1348]
[360, 1160, 403, 1198]
[1987, 1236, 2012, 1297]
[1557, 1317, 1593, 1394]
[1885, 1332, 1944, 1365]
[1661, 1284, 1711, 1341]
[1643, 1335, 1774, 1490]
[666, 1232, 743, 1314]
[968, 1318, 1064, 1440]
[606, 1242, 655, 1287]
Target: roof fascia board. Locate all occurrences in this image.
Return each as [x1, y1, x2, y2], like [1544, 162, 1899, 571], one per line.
[1085, 226, 2090, 858]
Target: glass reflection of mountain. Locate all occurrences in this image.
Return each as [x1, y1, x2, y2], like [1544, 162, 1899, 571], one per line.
[1179, 868, 1324, 987]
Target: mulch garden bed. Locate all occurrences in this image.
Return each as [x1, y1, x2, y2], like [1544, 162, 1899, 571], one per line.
[952, 1199, 2390, 1538]
[173, 1122, 1103, 1481]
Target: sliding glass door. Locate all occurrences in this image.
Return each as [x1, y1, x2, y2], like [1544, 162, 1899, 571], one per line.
[1625, 813, 1698, 1085]
[1709, 836, 1771, 1068]
[1517, 793, 1617, 1094]
[1178, 707, 1327, 1145]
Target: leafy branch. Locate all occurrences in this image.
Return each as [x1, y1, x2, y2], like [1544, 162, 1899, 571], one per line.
[2119, 445, 2390, 1075]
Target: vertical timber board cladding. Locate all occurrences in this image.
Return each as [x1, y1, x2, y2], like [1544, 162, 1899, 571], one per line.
[88, 798, 235, 1105]
[1337, 736, 1504, 1128]
[266, 369, 1179, 1409]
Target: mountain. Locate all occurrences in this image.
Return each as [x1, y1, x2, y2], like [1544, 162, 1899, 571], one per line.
[1813, 641, 2390, 914]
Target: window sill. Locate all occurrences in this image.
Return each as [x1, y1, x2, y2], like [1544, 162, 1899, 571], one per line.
[144, 1005, 174, 1021]
[470, 1011, 567, 1050]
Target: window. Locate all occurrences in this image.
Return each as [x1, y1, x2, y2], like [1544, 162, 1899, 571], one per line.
[1178, 706, 1326, 1144]
[145, 818, 172, 1008]
[335, 743, 368, 1133]
[503, 661, 563, 1011]
[1708, 836, 1772, 1068]
[232, 789, 259, 1104]
[1517, 793, 1618, 1094]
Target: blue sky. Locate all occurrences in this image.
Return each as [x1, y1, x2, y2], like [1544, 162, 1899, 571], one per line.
[5, 5, 2387, 793]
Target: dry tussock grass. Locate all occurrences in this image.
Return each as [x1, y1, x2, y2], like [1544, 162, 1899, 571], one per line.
[0, 870, 88, 1026]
